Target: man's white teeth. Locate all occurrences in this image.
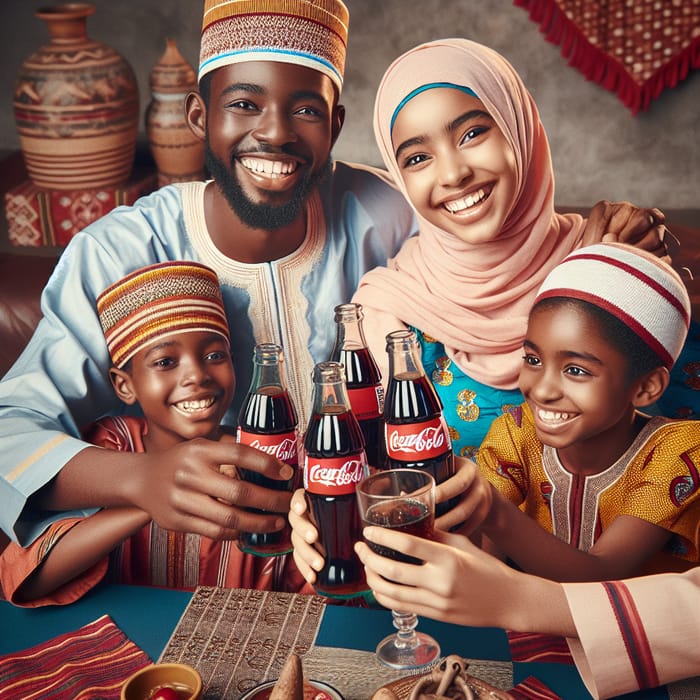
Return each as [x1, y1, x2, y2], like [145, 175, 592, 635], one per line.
[538, 409, 571, 422]
[240, 157, 297, 177]
[444, 188, 486, 213]
[176, 397, 216, 412]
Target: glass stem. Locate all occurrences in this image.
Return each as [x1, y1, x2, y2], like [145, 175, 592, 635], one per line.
[391, 610, 420, 650]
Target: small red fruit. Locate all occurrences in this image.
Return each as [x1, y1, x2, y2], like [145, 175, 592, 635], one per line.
[151, 688, 179, 700]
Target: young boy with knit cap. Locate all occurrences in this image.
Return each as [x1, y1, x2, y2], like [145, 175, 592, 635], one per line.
[354, 243, 699, 594]
[0, 0, 668, 560]
[353, 243, 700, 700]
[0, 261, 309, 606]
[470, 242, 699, 579]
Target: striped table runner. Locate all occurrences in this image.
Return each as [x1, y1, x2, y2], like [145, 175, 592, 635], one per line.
[0, 614, 151, 699]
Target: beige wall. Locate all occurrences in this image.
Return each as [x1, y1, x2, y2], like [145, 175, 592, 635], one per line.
[2, 0, 698, 208]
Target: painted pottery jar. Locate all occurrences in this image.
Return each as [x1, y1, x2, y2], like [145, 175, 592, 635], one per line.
[13, 3, 139, 191]
[146, 38, 205, 187]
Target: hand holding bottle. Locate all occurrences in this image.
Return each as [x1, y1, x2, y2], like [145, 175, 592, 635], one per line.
[237, 343, 300, 556]
[302, 361, 370, 599]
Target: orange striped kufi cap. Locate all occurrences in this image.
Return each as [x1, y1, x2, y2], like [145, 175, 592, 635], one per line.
[198, 0, 349, 92]
[535, 243, 691, 370]
[97, 261, 230, 369]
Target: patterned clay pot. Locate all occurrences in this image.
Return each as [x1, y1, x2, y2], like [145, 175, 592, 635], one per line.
[146, 38, 205, 187]
[13, 3, 139, 191]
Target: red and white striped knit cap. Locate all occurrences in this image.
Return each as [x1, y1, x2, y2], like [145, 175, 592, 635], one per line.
[97, 261, 230, 369]
[534, 243, 691, 370]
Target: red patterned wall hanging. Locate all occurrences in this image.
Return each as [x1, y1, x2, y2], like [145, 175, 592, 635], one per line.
[514, 0, 700, 114]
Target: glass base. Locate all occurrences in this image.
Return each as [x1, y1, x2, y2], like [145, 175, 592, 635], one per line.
[237, 543, 293, 557]
[312, 585, 371, 601]
[375, 630, 441, 670]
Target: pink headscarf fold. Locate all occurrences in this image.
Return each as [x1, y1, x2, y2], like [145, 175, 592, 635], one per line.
[352, 38, 586, 389]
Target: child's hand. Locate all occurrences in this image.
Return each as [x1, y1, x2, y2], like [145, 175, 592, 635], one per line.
[355, 527, 572, 636]
[131, 434, 294, 541]
[289, 488, 324, 584]
[434, 457, 493, 535]
[355, 526, 519, 629]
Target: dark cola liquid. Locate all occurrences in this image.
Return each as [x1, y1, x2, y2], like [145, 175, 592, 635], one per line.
[362, 498, 434, 565]
[304, 407, 368, 598]
[238, 386, 298, 555]
[335, 346, 387, 469]
[385, 372, 456, 516]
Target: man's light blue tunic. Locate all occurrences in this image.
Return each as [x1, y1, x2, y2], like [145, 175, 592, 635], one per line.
[0, 162, 417, 545]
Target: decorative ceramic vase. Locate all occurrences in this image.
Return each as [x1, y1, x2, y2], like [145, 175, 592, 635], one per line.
[13, 3, 139, 191]
[146, 38, 205, 187]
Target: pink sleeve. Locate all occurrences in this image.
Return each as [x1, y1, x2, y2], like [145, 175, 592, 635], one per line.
[0, 518, 108, 608]
[563, 568, 700, 699]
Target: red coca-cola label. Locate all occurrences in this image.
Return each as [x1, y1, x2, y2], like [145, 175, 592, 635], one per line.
[303, 453, 369, 495]
[385, 417, 449, 460]
[237, 428, 299, 465]
[347, 385, 384, 420]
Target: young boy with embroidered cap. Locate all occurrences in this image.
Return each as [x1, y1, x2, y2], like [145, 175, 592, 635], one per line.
[354, 243, 699, 599]
[0, 261, 308, 606]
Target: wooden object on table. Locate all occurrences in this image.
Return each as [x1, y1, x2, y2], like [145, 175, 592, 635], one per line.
[158, 587, 325, 699]
[269, 653, 303, 699]
[373, 655, 514, 699]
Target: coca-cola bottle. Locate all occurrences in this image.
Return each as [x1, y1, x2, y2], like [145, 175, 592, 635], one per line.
[237, 343, 299, 556]
[384, 329, 456, 517]
[330, 302, 386, 469]
[303, 361, 370, 599]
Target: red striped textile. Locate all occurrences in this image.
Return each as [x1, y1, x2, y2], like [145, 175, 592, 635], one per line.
[506, 629, 575, 664]
[510, 675, 563, 699]
[0, 614, 151, 699]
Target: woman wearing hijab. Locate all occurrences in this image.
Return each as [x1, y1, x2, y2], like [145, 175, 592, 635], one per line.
[351, 38, 696, 456]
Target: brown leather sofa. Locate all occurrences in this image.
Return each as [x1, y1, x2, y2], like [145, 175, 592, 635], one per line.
[0, 252, 58, 377]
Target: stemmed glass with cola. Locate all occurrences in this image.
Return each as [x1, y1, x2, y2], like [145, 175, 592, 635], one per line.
[356, 468, 440, 670]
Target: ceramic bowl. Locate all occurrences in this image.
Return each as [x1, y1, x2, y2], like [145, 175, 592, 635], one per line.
[121, 662, 203, 700]
[238, 678, 344, 700]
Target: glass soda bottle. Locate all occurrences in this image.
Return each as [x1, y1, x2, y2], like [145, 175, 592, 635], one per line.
[384, 329, 456, 517]
[237, 343, 299, 556]
[303, 360, 370, 599]
[330, 302, 386, 469]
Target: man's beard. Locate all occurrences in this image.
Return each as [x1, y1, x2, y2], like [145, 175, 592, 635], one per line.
[205, 140, 332, 231]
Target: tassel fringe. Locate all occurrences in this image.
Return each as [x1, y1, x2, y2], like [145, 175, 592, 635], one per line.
[514, 0, 700, 115]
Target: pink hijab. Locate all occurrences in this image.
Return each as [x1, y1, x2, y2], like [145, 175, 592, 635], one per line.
[352, 38, 586, 389]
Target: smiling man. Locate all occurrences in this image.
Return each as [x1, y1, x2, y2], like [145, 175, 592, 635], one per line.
[0, 0, 417, 571]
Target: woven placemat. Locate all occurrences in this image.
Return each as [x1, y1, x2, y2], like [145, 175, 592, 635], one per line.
[158, 587, 325, 699]
[302, 647, 513, 700]
[668, 676, 700, 700]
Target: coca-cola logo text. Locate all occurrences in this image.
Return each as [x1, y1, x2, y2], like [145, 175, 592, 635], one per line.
[308, 460, 364, 487]
[248, 437, 297, 462]
[303, 454, 368, 495]
[385, 417, 451, 461]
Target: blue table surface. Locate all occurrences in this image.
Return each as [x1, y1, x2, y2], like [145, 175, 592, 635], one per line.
[0, 583, 666, 700]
